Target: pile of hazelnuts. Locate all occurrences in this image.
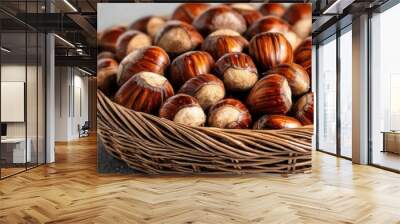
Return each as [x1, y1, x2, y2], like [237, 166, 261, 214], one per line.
[97, 3, 313, 130]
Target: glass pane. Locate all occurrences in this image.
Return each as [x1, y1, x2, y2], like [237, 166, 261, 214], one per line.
[317, 37, 337, 154]
[340, 29, 352, 158]
[1, 31, 27, 177]
[371, 4, 400, 171]
[38, 33, 45, 165]
[27, 31, 38, 169]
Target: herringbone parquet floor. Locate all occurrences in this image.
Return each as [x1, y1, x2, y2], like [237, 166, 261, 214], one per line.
[1, 135, 400, 224]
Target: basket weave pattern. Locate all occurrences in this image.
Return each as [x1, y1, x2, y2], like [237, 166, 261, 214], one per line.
[97, 91, 313, 174]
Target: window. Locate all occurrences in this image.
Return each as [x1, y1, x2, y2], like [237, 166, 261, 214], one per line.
[317, 36, 337, 154]
[339, 27, 352, 158]
[370, 3, 400, 171]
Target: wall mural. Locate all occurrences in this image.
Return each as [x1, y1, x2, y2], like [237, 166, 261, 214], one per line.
[96, 3, 314, 175]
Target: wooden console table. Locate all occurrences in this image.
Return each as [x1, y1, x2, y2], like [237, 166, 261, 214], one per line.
[382, 131, 400, 154]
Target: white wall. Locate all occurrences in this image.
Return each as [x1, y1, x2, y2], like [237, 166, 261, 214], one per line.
[54, 67, 89, 141]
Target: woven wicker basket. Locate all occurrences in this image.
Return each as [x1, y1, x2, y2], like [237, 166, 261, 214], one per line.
[97, 91, 313, 174]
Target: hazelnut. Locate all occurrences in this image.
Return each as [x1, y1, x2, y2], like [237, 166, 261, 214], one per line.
[246, 74, 292, 115]
[114, 71, 174, 114]
[283, 3, 312, 39]
[97, 58, 119, 97]
[294, 37, 312, 77]
[159, 94, 206, 127]
[201, 29, 248, 60]
[230, 3, 263, 27]
[249, 32, 293, 72]
[117, 46, 170, 86]
[253, 115, 302, 130]
[97, 57, 118, 71]
[169, 51, 215, 89]
[97, 51, 116, 61]
[98, 25, 127, 52]
[155, 20, 204, 55]
[264, 63, 310, 96]
[115, 30, 152, 61]
[259, 3, 286, 17]
[208, 98, 252, 129]
[192, 5, 247, 35]
[293, 92, 314, 125]
[178, 74, 225, 110]
[245, 16, 290, 38]
[172, 3, 210, 24]
[245, 16, 300, 50]
[215, 52, 258, 92]
[129, 15, 167, 38]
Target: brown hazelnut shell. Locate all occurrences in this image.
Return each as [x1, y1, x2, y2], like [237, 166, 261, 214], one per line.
[117, 46, 170, 86]
[201, 33, 248, 60]
[97, 58, 119, 97]
[253, 115, 302, 130]
[129, 15, 167, 38]
[293, 92, 314, 125]
[192, 5, 247, 35]
[208, 98, 252, 129]
[115, 30, 151, 61]
[263, 63, 310, 96]
[245, 16, 290, 39]
[159, 94, 206, 127]
[249, 32, 293, 72]
[283, 3, 312, 39]
[98, 25, 127, 52]
[155, 20, 204, 55]
[178, 74, 225, 110]
[114, 72, 174, 114]
[259, 3, 286, 17]
[246, 74, 292, 115]
[172, 3, 210, 24]
[97, 51, 116, 61]
[97, 57, 118, 71]
[169, 51, 215, 89]
[215, 52, 258, 92]
[294, 37, 312, 77]
[231, 4, 263, 27]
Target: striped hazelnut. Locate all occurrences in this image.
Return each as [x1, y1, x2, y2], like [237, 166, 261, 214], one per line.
[115, 30, 152, 61]
[114, 72, 174, 114]
[283, 3, 312, 39]
[215, 52, 258, 92]
[259, 3, 286, 17]
[293, 92, 314, 125]
[98, 25, 127, 52]
[264, 63, 310, 96]
[230, 3, 263, 27]
[192, 5, 247, 35]
[159, 94, 206, 127]
[245, 16, 290, 38]
[155, 20, 204, 55]
[245, 16, 300, 50]
[129, 15, 167, 38]
[201, 29, 248, 60]
[169, 51, 215, 89]
[294, 37, 312, 77]
[246, 74, 292, 115]
[178, 74, 225, 110]
[249, 32, 293, 72]
[208, 98, 252, 129]
[253, 115, 302, 130]
[97, 58, 119, 97]
[97, 51, 116, 61]
[117, 46, 170, 86]
[172, 3, 210, 24]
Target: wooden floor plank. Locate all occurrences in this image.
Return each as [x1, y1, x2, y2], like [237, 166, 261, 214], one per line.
[0, 135, 400, 223]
